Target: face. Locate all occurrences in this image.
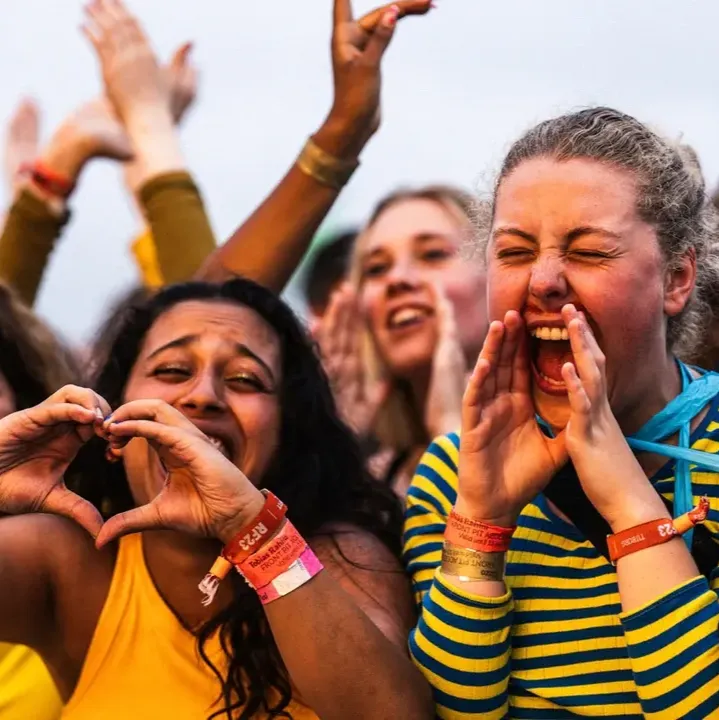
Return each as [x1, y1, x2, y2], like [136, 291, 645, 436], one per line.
[121, 300, 282, 506]
[357, 197, 487, 379]
[489, 157, 694, 428]
[0, 370, 15, 419]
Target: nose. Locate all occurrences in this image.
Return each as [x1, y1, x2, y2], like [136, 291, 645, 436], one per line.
[177, 370, 227, 416]
[384, 257, 422, 298]
[528, 252, 569, 306]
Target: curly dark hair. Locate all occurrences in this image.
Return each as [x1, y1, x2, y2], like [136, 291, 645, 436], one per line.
[0, 282, 79, 410]
[68, 278, 403, 719]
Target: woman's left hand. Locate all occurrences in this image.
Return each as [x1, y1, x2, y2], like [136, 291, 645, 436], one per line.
[561, 305, 666, 532]
[95, 399, 264, 547]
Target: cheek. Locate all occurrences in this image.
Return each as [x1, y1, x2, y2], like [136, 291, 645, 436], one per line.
[358, 285, 384, 338]
[233, 398, 282, 481]
[486, 264, 528, 319]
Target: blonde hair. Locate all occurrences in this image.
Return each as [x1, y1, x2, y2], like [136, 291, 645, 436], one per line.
[349, 185, 477, 451]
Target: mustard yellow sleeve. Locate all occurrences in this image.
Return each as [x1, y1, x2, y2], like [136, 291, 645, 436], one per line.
[137, 172, 216, 286]
[404, 434, 513, 720]
[620, 575, 719, 719]
[130, 229, 164, 289]
[0, 190, 69, 306]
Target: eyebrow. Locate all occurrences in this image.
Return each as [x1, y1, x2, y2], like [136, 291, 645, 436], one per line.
[492, 225, 621, 243]
[362, 232, 455, 259]
[147, 334, 276, 383]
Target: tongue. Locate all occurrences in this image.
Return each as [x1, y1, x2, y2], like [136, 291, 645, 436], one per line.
[535, 340, 574, 382]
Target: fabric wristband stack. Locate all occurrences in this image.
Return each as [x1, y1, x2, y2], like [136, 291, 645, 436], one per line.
[199, 490, 323, 606]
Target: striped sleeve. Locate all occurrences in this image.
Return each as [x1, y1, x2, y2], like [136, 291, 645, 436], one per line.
[620, 575, 719, 719]
[404, 434, 513, 720]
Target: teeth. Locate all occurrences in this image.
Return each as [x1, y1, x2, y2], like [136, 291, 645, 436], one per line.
[207, 436, 230, 458]
[532, 326, 569, 341]
[539, 372, 566, 387]
[389, 307, 427, 328]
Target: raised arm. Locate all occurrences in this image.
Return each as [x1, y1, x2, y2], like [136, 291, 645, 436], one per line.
[0, 99, 132, 306]
[197, 0, 433, 293]
[83, 0, 216, 285]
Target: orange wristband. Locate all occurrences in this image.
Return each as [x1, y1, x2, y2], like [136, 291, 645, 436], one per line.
[444, 508, 516, 553]
[607, 496, 710, 564]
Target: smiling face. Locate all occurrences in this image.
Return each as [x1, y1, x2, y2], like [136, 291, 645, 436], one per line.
[488, 157, 695, 429]
[357, 197, 487, 379]
[121, 300, 282, 506]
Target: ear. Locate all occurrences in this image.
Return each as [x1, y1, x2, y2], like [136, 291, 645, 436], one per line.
[664, 248, 696, 317]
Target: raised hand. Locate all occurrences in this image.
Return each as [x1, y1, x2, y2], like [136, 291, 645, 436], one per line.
[424, 285, 467, 438]
[315, 284, 389, 439]
[0, 385, 109, 536]
[4, 98, 40, 194]
[97, 400, 265, 547]
[82, 0, 170, 127]
[322, 0, 433, 157]
[457, 312, 567, 526]
[560, 305, 665, 531]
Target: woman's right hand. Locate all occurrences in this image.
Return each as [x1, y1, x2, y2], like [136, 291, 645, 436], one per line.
[456, 312, 567, 527]
[0, 385, 109, 536]
[316, 0, 433, 159]
[315, 284, 389, 439]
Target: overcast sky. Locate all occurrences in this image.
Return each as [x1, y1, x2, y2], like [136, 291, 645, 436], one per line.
[1, 0, 718, 343]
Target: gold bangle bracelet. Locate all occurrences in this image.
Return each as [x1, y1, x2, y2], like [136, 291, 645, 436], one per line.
[441, 542, 506, 582]
[296, 137, 359, 190]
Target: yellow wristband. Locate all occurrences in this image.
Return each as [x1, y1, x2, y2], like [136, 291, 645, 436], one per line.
[296, 137, 359, 190]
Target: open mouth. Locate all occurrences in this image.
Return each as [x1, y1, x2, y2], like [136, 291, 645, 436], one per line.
[528, 325, 575, 396]
[206, 434, 232, 459]
[386, 305, 432, 332]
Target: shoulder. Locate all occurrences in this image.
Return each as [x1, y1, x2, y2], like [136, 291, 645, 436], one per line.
[309, 524, 416, 647]
[406, 433, 460, 519]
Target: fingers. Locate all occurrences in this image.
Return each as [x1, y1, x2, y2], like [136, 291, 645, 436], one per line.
[46, 385, 111, 421]
[334, 0, 353, 26]
[362, 5, 400, 65]
[32, 402, 99, 429]
[495, 311, 522, 392]
[104, 399, 196, 432]
[358, 0, 432, 32]
[476, 320, 504, 398]
[511, 317, 531, 394]
[170, 41, 193, 70]
[562, 304, 605, 398]
[95, 502, 160, 549]
[42, 485, 104, 538]
[461, 357, 491, 435]
[562, 362, 591, 416]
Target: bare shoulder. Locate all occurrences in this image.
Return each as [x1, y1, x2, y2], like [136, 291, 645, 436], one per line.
[309, 524, 416, 648]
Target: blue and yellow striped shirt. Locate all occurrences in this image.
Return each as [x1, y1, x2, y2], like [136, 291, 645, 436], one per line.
[404, 406, 719, 719]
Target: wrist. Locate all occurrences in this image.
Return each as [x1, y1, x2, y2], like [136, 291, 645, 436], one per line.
[607, 499, 671, 534]
[38, 127, 92, 187]
[454, 494, 518, 529]
[215, 489, 266, 545]
[313, 110, 374, 161]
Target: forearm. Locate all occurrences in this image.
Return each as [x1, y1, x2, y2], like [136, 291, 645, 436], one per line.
[0, 189, 68, 306]
[264, 570, 433, 720]
[197, 115, 366, 294]
[137, 172, 216, 284]
[410, 570, 513, 720]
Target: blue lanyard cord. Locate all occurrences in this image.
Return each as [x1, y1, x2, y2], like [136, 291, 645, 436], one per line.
[540, 361, 719, 550]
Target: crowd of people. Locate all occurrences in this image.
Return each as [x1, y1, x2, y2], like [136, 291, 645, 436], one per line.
[1, 0, 719, 718]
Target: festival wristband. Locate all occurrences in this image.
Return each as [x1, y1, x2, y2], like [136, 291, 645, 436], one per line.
[441, 542, 505, 582]
[607, 496, 710, 564]
[296, 137, 359, 190]
[444, 508, 516, 553]
[19, 160, 75, 198]
[257, 546, 324, 605]
[237, 520, 306, 589]
[198, 490, 287, 606]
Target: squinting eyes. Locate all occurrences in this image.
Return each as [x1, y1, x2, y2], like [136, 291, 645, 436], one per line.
[151, 367, 268, 392]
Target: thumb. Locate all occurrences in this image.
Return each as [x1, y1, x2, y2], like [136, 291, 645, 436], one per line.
[43, 486, 104, 539]
[95, 502, 160, 549]
[170, 41, 193, 70]
[363, 5, 399, 65]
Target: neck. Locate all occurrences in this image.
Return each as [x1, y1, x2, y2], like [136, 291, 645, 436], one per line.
[141, 529, 234, 631]
[616, 353, 682, 436]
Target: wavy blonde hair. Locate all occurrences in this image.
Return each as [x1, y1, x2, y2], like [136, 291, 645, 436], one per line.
[348, 185, 479, 452]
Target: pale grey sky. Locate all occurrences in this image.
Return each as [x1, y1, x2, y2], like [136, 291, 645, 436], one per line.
[1, 0, 718, 342]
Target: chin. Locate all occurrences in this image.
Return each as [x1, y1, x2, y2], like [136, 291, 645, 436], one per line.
[532, 384, 571, 432]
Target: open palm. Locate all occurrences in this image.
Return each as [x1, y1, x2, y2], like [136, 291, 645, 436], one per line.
[458, 312, 567, 526]
[0, 385, 109, 535]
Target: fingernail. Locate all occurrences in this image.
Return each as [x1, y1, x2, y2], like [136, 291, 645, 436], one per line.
[384, 5, 399, 27]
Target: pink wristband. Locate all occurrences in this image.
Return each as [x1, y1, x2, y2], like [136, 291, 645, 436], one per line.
[256, 547, 324, 605]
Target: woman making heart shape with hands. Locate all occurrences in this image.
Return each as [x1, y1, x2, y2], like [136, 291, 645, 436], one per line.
[405, 108, 719, 719]
[0, 278, 432, 720]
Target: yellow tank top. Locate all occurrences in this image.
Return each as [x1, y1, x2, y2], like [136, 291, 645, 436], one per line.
[0, 643, 61, 719]
[61, 534, 316, 720]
